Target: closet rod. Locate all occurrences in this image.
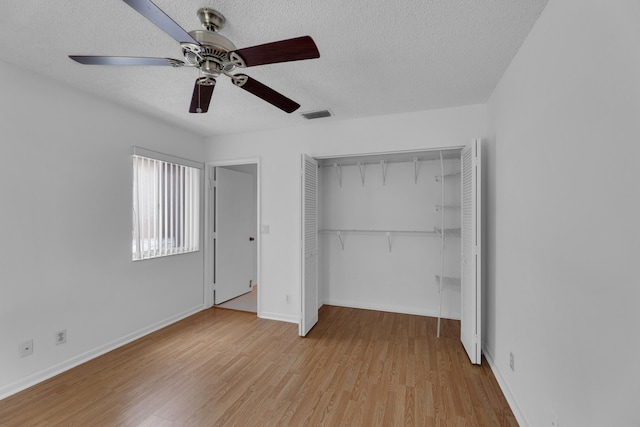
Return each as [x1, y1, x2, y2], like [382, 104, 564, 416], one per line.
[320, 229, 428, 252]
[434, 227, 461, 238]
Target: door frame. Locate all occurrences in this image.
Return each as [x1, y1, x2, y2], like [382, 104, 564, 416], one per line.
[204, 158, 261, 315]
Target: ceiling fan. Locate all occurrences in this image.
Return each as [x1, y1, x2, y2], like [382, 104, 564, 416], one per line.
[69, 0, 320, 114]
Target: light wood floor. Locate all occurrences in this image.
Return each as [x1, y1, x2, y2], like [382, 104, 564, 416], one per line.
[0, 306, 516, 426]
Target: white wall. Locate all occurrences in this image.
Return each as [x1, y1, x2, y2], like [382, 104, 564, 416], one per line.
[204, 105, 486, 323]
[0, 60, 205, 398]
[485, 0, 640, 425]
[318, 157, 461, 318]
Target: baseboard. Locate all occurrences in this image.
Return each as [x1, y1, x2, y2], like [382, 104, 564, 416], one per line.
[482, 344, 529, 427]
[0, 304, 206, 401]
[259, 311, 300, 324]
[324, 299, 461, 320]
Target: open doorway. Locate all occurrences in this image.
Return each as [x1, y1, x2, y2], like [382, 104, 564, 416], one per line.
[205, 160, 260, 314]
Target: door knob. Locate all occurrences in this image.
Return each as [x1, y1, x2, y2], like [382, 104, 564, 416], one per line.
[249, 237, 255, 241]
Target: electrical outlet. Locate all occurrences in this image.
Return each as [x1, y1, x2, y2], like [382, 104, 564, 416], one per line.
[20, 339, 33, 358]
[509, 352, 515, 371]
[55, 329, 67, 345]
[285, 294, 291, 303]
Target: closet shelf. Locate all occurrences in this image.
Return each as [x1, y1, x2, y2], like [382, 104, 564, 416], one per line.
[318, 149, 462, 169]
[435, 204, 461, 211]
[319, 229, 438, 236]
[435, 275, 461, 287]
[319, 149, 463, 186]
[434, 227, 461, 237]
[435, 172, 461, 182]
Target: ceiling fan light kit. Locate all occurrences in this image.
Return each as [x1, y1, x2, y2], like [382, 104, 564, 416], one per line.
[69, 0, 320, 114]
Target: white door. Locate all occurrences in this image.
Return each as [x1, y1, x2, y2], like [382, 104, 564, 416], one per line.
[300, 154, 318, 336]
[461, 138, 482, 364]
[215, 167, 255, 304]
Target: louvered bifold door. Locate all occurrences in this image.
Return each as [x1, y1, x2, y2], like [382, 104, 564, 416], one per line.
[461, 138, 482, 364]
[300, 154, 319, 336]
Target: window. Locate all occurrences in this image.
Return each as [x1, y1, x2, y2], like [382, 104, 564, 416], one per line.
[132, 148, 202, 260]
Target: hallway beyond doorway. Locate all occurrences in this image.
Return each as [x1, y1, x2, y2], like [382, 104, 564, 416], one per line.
[216, 285, 257, 313]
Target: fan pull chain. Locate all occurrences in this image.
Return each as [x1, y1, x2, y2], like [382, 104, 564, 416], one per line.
[196, 70, 203, 113]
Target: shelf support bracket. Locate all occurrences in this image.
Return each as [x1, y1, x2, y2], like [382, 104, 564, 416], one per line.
[333, 163, 342, 187]
[386, 231, 392, 252]
[357, 162, 365, 186]
[336, 230, 344, 250]
[413, 157, 419, 184]
[380, 160, 388, 186]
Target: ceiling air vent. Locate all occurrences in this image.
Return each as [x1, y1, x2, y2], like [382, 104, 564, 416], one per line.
[301, 109, 332, 120]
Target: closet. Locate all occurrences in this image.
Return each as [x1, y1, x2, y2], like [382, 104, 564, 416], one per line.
[300, 140, 482, 364]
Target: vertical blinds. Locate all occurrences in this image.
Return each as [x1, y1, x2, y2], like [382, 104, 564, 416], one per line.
[132, 152, 201, 260]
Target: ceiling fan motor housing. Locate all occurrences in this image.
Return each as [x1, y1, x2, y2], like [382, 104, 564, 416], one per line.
[179, 8, 237, 75]
[182, 29, 237, 74]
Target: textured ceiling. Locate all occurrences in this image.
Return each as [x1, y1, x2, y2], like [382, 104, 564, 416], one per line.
[0, 0, 548, 137]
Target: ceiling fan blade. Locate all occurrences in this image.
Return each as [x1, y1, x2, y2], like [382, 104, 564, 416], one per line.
[122, 0, 200, 45]
[230, 36, 319, 68]
[232, 74, 300, 113]
[69, 56, 184, 66]
[189, 78, 216, 113]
